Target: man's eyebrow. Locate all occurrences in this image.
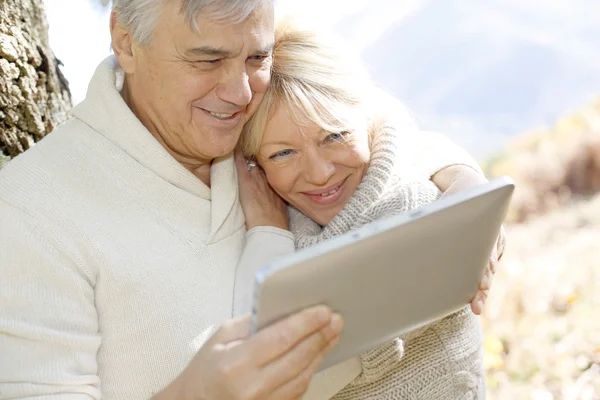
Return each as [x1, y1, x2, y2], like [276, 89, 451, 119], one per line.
[184, 42, 274, 58]
[254, 42, 275, 55]
[185, 46, 234, 57]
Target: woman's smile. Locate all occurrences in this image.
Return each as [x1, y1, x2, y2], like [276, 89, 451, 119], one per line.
[300, 177, 348, 206]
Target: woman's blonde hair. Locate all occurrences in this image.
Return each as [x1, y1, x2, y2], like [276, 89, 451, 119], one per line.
[240, 18, 393, 158]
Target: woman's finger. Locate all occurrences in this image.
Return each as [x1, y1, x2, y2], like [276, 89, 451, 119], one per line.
[470, 291, 485, 315]
[495, 225, 507, 263]
[470, 264, 494, 315]
[234, 148, 245, 168]
[480, 264, 492, 292]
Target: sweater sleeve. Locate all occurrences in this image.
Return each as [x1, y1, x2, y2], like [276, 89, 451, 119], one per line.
[396, 130, 484, 181]
[233, 226, 295, 317]
[0, 200, 101, 399]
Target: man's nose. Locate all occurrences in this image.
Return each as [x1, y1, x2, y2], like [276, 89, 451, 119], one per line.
[215, 64, 253, 107]
[304, 149, 335, 186]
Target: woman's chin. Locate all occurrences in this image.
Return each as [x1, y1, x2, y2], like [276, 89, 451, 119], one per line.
[305, 208, 339, 227]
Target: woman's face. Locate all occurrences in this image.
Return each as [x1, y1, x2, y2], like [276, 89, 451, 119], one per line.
[257, 105, 370, 225]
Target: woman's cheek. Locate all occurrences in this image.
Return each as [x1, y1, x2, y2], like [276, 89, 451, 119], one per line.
[264, 168, 291, 198]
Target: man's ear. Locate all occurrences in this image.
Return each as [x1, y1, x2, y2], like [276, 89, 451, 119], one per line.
[110, 10, 136, 73]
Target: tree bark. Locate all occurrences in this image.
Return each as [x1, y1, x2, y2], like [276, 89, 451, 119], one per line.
[0, 0, 71, 167]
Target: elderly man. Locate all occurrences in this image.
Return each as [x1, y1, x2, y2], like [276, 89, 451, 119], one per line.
[0, 0, 498, 399]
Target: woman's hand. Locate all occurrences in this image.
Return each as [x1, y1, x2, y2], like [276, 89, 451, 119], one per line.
[470, 225, 506, 314]
[155, 306, 343, 400]
[235, 149, 288, 231]
[433, 165, 507, 315]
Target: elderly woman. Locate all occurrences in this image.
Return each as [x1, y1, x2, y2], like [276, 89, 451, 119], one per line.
[234, 20, 503, 399]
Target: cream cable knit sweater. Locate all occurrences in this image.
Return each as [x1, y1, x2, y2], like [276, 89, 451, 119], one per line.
[235, 119, 486, 399]
[0, 56, 264, 400]
[287, 123, 486, 399]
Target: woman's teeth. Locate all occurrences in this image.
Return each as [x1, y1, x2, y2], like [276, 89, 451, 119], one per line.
[320, 187, 339, 197]
[209, 111, 235, 119]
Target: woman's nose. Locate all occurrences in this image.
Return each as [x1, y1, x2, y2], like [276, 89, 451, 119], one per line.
[304, 150, 335, 186]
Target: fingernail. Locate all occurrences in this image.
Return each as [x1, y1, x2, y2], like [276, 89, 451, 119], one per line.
[315, 306, 332, 323]
[329, 313, 343, 333]
[477, 300, 484, 312]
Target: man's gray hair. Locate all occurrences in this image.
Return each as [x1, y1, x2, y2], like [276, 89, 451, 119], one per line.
[112, 0, 272, 45]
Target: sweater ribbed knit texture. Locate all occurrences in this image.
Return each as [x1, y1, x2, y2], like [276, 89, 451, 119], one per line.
[289, 123, 486, 399]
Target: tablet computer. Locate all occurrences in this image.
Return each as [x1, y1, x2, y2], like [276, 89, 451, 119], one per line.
[249, 176, 514, 371]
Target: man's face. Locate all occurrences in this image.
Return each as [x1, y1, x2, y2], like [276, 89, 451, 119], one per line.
[124, 2, 274, 166]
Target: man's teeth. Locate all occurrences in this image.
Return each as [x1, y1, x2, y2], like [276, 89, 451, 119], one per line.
[209, 111, 235, 119]
[320, 188, 339, 197]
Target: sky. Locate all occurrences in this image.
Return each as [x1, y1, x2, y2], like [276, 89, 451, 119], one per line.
[43, 0, 419, 105]
[43, 1, 600, 158]
[44, 0, 112, 104]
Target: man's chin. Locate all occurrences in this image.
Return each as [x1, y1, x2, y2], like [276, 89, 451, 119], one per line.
[201, 139, 241, 160]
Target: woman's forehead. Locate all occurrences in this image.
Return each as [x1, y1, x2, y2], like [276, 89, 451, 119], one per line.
[264, 104, 321, 139]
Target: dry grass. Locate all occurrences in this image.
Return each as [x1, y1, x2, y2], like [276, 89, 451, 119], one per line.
[482, 194, 600, 399]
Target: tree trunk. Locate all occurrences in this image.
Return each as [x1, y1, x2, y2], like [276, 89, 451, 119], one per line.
[0, 0, 71, 168]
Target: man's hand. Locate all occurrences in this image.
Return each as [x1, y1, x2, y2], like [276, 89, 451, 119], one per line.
[431, 165, 506, 315]
[154, 306, 343, 400]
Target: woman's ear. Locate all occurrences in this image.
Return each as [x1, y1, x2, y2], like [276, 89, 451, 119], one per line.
[110, 10, 136, 74]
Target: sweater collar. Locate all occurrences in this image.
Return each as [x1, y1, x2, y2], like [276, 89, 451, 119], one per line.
[71, 56, 239, 240]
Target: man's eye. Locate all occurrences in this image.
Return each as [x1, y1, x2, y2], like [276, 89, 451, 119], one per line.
[193, 59, 223, 70]
[249, 54, 272, 63]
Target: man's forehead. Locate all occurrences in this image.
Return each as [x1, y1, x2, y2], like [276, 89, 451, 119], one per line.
[188, 8, 275, 52]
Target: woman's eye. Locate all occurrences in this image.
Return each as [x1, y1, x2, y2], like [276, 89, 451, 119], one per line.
[270, 149, 294, 159]
[325, 131, 349, 143]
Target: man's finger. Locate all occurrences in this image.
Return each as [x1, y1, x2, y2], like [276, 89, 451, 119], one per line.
[259, 314, 343, 391]
[245, 305, 336, 367]
[267, 335, 341, 400]
[212, 315, 251, 344]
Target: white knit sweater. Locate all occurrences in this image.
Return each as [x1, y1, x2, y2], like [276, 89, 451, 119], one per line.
[1, 56, 482, 400]
[235, 122, 486, 399]
[289, 124, 486, 399]
[0, 56, 274, 400]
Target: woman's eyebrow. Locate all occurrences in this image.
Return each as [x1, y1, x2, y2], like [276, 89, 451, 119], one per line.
[262, 140, 292, 146]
